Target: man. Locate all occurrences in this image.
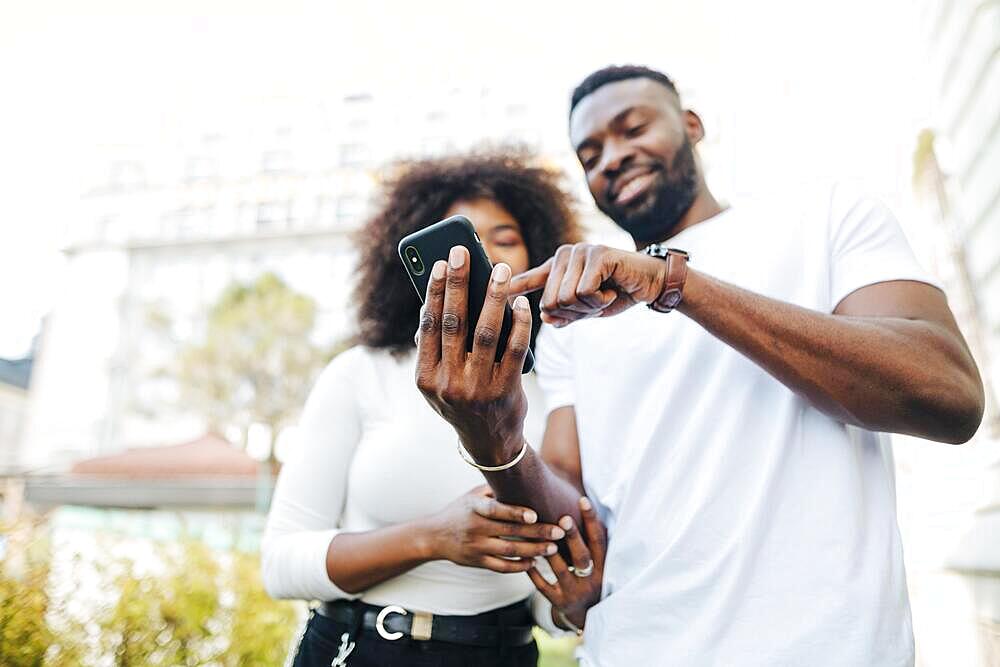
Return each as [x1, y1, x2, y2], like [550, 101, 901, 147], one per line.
[415, 65, 984, 665]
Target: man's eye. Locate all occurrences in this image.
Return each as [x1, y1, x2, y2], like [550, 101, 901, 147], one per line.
[625, 124, 646, 138]
[582, 155, 599, 170]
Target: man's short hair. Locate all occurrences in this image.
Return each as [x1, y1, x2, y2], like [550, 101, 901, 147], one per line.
[570, 65, 679, 114]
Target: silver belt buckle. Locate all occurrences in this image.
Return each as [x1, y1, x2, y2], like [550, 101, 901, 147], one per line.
[374, 605, 433, 641]
[375, 605, 406, 641]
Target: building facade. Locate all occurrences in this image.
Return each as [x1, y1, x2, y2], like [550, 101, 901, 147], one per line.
[18, 85, 617, 471]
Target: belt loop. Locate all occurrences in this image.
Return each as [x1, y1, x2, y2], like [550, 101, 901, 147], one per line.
[350, 601, 365, 637]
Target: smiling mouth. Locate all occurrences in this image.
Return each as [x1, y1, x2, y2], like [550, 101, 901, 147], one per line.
[610, 168, 659, 207]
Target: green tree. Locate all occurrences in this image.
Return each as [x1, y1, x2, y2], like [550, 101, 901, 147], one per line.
[172, 272, 334, 463]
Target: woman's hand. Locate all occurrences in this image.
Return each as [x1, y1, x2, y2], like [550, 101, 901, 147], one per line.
[425, 485, 567, 574]
[415, 248, 533, 466]
[528, 496, 607, 631]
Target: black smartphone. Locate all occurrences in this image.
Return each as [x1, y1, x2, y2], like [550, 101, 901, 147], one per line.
[398, 215, 534, 374]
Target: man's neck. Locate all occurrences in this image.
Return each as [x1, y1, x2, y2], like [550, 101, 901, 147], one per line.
[633, 186, 724, 250]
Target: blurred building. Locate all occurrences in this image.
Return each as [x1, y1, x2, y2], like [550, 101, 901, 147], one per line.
[910, 1, 1000, 662]
[18, 85, 608, 472]
[0, 352, 33, 473]
[25, 432, 264, 510]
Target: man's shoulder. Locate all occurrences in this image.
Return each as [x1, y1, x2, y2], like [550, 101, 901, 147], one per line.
[731, 179, 842, 220]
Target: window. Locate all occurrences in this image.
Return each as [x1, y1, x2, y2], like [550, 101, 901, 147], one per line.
[338, 143, 369, 167]
[161, 207, 211, 239]
[184, 156, 218, 183]
[261, 150, 293, 174]
[256, 201, 292, 231]
[108, 161, 145, 190]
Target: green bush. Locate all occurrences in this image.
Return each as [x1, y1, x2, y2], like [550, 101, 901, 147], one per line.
[0, 519, 83, 667]
[3, 517, 580, 665]
[94, 538, 300, 666]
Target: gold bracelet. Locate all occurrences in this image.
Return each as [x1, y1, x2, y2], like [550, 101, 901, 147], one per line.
[456, 439, 529, 471]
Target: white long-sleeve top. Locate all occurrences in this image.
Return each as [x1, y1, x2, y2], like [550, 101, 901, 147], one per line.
[261, 345, 556, 619]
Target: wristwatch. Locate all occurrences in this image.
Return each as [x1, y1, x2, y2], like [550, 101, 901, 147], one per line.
[642, 244, 690, 313]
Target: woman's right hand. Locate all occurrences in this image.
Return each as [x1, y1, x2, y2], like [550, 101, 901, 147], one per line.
[424, 485, 566, 573]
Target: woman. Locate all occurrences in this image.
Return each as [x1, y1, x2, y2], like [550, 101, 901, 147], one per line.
[262, 152, 583, 666]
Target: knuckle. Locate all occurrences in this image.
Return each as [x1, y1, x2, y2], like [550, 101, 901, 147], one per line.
[507, 340, 529, 359]
[441, 312, 462, 336]
[555, 244, 574, 258]
[418, 311, 439, 334]
[475, 326, 498, 348]
[439, 384, 459, 403]
[415, 375, 433, 394]
[446, 272, 467, 289]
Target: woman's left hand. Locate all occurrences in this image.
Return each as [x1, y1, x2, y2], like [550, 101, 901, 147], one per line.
[527, 496, 606, 632]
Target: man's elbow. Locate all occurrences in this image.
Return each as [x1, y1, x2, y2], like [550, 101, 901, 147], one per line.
[912, 373, 985, 444]
[941, 391, 985, 444]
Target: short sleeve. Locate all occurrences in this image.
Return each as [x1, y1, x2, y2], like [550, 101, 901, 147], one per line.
[827, 182, 942, 310]
[533, 323, 576, 417]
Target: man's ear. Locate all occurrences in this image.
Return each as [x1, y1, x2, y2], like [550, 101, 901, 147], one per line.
[683, 110, 705, 145]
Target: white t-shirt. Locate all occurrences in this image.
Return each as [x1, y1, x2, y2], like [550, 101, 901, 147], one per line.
[534, 184, 936, 666]
[261, 345, 554, 618]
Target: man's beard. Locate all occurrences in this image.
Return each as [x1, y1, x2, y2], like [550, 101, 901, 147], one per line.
[597, 136, 699, 246]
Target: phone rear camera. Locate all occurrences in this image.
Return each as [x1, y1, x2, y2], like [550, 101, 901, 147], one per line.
[405, 246, 425, 275]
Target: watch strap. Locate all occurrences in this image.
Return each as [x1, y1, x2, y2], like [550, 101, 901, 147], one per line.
[648, 248, 689, 313]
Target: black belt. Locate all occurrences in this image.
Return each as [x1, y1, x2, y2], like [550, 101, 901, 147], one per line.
[315, 598, 534, 648]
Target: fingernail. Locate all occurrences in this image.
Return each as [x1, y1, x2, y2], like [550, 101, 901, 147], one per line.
[523, 510, 537, 524]
[552, 527, 565, 539]
[546, 544, 557, 555]
[492, 263, 511, 283]
[514, 295, 529, 310]
[580, 497, 592, 511]
[431, 260, 446, 279]
[449, 246, 465, 269]
[559, 516, 573, 531]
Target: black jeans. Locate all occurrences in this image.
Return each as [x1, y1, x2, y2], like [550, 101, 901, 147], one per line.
[290, 604, 539, 667]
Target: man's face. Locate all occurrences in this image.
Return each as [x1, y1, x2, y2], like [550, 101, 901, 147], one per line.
[570, 78, 700, 245]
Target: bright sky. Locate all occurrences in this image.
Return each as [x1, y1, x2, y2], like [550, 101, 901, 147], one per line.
[0, 0, 928, 358]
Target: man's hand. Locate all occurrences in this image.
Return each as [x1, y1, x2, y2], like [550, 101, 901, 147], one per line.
[509, 243, 667, 326]
[528, 496, 607, 631]
[415, 246, 533, 466]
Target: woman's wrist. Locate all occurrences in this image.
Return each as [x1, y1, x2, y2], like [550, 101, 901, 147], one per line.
[458, 429, 526, 468]
[410, 515, 444, 562]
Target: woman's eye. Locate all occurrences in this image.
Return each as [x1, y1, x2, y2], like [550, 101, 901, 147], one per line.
[490, 233, 523, 248]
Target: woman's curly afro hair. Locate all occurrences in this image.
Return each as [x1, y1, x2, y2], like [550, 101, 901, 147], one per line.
[352, 149, 581, 355]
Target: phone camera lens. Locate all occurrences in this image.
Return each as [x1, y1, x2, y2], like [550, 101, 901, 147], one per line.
[405, 246, 425, 275]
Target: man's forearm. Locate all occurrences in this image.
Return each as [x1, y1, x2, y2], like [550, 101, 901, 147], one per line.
[677, 269, 984, 443]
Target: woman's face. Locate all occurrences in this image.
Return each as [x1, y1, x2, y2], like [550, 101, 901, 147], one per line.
[443, 198, 530, 275]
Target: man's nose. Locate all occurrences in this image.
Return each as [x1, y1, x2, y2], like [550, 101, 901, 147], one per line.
[599, 138, 634, 179]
